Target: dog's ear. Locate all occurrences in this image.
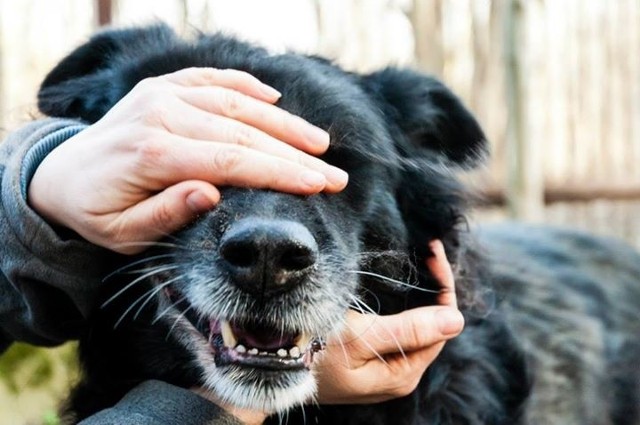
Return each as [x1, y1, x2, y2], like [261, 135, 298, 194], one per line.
[360, 68, 485, 291]
[38, 24, 179, 122]
[361, 68, 487, 168]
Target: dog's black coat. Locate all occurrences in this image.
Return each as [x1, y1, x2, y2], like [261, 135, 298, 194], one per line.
[38, 24, 640, 424]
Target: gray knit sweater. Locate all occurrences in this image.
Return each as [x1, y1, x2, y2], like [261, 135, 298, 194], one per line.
[0, 119, 241, 424]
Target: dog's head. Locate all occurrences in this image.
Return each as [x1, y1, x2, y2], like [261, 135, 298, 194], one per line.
[40, 24, 486, 414]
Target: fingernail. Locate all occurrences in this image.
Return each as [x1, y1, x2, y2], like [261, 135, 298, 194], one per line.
[260, 84, 282, 99]
[324, 166, 349, 188]
[436, 309, 464, 335]
[300, 170, 327, 189]
[303, 122, 330, 149]
[186, 191, 216, 213]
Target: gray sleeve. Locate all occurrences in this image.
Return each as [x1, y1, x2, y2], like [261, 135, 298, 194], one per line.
[77, 381, 242, 425]
[0, 119, 116, 350]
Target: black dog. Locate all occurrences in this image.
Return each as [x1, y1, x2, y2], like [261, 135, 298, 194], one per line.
[38, 24, 640, 424]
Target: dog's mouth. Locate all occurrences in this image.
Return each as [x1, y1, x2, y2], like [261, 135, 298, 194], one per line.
[164, 287, 325, 371]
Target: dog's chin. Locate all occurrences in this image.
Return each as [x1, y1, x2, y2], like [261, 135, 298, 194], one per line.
[202, 362, 318, 413]
[163, 286, 326, 413]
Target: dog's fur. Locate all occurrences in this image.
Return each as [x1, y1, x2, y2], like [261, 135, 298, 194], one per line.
[38, 24, 640, 424]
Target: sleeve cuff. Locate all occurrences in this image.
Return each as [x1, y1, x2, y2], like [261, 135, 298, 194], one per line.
[78, 380, 242, 425]
[20, 124, 87, 199]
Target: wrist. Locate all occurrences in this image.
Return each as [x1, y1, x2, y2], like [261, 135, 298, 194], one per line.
[23, 125, 87, 226]
[21, 125, 87, 199]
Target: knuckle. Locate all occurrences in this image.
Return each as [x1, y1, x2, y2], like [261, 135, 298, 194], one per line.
[132, 138, 167, 169]
[140, 98, 169, 126]
[230, 126, 258, 148]
[294, 151, 311, 167]
[100, 218, 130, 252]
[182, 66, 202, 76]
[130, 80, 173, 125]
[408, 319, 427, 348]
[391, 379, 419, 398]
[401, 381, 419, 397]
[212, 146, 244, 174]
[219, 90, 244, 117]
[134, 76, 165, 93]
[264, 162, 289, 189]
[190, 67, 220, 84]
[151, 201, 175, 228]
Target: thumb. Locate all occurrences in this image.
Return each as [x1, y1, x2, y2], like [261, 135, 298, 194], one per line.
[111, 181, 220, 254]
[343, 307, 464, 358]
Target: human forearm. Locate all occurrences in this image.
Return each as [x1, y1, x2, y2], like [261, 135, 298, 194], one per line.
[0, 119, 114, 348]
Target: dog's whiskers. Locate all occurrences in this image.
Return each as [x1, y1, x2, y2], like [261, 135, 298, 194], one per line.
[102, 254, 177, 282]
[354, 286, 382, 314]
[348, 294, 378, 316]
[101, 264, 180, 309]
[300, 399, 307, 425]
[133, 274, 187, 320]
[166, 305, 193, 341]
[345, 294, 407, 363]
[114, 240, 193, 251]
[112, 277, 179, 329]
[348, 270, 441, 294]
[153, 296, 187, 325]
[333, 324, 352, 369]
[100, 265, 178, 308]
[356, 249, 411, 262]
[342, 320, 388, 366]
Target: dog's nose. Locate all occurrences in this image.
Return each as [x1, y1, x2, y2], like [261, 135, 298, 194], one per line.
[219, 219, 318, 296]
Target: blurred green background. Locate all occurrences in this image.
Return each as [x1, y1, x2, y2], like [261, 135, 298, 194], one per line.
[0, 343, 78, 425]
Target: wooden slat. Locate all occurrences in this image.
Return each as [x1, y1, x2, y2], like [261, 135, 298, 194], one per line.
[96, 0, 112, 27]
[479, 184, 640, 206]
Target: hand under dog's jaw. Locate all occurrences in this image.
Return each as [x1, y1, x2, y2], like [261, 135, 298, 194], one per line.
[164, 286, 326, 371]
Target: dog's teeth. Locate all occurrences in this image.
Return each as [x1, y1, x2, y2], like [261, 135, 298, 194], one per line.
[259, 351, 268, 356]
[248, 348, 259, 355]
[236, 344, 246, 353]
[220, 321, 237, 348]
[295, 333, 312, 350]
[277, 348, 288, 357]
[289, 346, 301, 358]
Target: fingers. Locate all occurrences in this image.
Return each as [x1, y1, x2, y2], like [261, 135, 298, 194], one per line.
[177, 85, 330, 155]
[125, 69, 347, 194]
[161, 67, 282, 104]
[105, 181, 220, 254]
[131, 135, 346, 195]
[318, 307, 464, 404]
[427, 239, 457, 308]
[159, 67, 330, 155]
[157, 99, 348, 191]
[341, 307, 464, 359]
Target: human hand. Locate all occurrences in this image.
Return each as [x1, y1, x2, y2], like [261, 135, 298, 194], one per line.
[315, 240, 464, 404]
[29, 67, 348, 254]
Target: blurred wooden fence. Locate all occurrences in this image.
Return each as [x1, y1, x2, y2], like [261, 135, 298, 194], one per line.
[1, 0, 640, 246]
[411, 0, 640, 247]
[413, 0, 640, 217]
